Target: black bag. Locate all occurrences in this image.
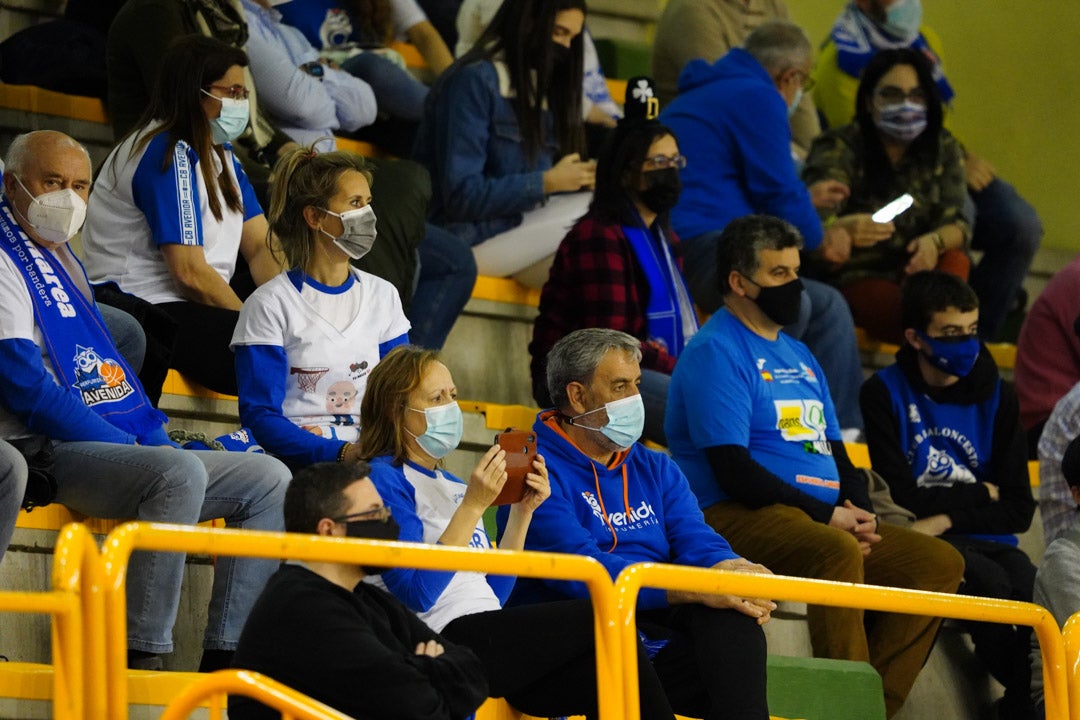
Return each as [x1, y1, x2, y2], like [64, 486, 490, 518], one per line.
[0, 18, 107, 99]
[11, 437, 57, 512]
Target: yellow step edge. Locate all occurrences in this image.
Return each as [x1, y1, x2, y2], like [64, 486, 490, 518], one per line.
[162, 370, 237, 401]
[458, 400, 540, 431]
[471, 276, 542, 308]
[0, 83, 108, 124]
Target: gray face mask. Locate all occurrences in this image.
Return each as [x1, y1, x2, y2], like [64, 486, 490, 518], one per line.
[320, 204, 378, 260]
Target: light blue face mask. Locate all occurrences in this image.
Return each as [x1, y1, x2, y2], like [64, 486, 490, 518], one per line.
[202, 90, 250, 145]
[881, 0, 922, 41]
[788, 86, 804, 119]
[571, 394, 645, 450]
[407, 401, 464, 459]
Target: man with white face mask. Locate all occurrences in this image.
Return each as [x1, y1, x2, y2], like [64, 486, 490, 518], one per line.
[813, 0, 1043, 342]
[500, 327, 775, 720]
[0, 130, 291, 673]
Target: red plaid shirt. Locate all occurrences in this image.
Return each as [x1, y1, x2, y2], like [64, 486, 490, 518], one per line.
[529, 214, 683, 405]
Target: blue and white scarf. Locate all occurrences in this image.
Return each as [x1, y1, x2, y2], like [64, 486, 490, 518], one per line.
[830, 2, 954, 105]
[0, 195, 167, 441]
[622, 223, 697, 358]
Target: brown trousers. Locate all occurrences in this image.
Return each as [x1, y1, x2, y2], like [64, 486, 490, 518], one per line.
[703, 502, 965, 718]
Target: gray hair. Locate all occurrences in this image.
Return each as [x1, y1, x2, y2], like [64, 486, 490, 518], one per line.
[546, 328, 642, 410]
[717, 215, 804, 295]
[5, 131, 91, 177]
[743, 20, 812, 75]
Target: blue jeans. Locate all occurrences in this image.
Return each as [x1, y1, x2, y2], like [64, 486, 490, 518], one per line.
[408, 223, 478, 349]
[99, 303, 146, 374]
[51, 444, 289, 653]
[967, 178, 1042, 341]
[341, 51, 429, 121]
[682, 231, 864, 430]
[0, 440, 27, 564]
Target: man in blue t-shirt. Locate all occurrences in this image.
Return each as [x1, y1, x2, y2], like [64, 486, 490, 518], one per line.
[666, 214, 964, 718]
[860, 270, 1036, 719]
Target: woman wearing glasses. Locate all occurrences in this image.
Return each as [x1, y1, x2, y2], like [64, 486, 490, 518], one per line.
[801, 48, 971, 345]
[81, 36, 282, 396]
[529, 78, 694, 445]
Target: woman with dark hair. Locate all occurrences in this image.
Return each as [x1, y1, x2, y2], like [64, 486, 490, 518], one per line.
[82, 35, 282, 395]
[413, 0, 595, 287]
[232, 143, 410, 469]
[802, 47, 971, 345]
[529, 77, 694, 444]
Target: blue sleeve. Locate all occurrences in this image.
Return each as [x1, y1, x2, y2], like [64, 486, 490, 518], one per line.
[368, 462, 455, 612]
[431, 63, 547, 222]
[657, 455, 739, 566]
[231, 152, 264, 221]
[132, 136, 204, 248]
[0, 338, 135, 444]
[485, 573, 515, 605]
[730, 89, 823, 249]
[236, 344, 343, 465]
[379, 332, 409, 358]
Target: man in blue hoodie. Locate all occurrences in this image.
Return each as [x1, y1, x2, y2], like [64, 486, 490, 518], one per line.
[660, 19, 865, 436]
[501, 327, 773, 720]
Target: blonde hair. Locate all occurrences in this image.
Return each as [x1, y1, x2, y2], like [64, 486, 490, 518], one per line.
[357, 345, 442, 464]
[266, 140, 374, 271]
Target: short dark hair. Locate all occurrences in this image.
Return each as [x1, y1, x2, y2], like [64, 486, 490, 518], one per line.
[1063, 435, 1080, 489]
[900, 270, 979, 334]
[284, 460, 372, 534]
[588, 121, 676, 227]
[716, 214, 803, 296]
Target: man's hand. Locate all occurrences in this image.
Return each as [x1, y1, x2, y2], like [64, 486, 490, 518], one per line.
[965, 151, 996, 192]
[834, 214, 894, 248]
[983, 482, 1000, 502]
[415, 640, 444, 658]
[905, 233, 940, 275]
[911, 513, 952, 537]
[819, 224, 853, 265]
[809, 179, 850, 210]
[666, 558, 777, 625]
[830, 501, 880, 556]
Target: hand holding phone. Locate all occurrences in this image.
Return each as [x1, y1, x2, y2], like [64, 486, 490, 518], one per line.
[490, 429, 537, 506]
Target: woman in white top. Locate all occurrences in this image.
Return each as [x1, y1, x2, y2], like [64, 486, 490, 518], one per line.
[232, 144, 410, 468]
[81, 35, 282, 395]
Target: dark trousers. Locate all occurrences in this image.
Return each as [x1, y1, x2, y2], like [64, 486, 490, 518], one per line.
[155, 301, 240, 396]
[943, 536, 1038, 719]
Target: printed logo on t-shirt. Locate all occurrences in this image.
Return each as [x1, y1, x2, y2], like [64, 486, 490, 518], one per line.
[580, 491, 658, 532]
[917, 445, 977, 488]
[908, 403, 921, 424]
[795, 474, 840, 491]
[319, 8, 353, 48]
[774, 399, 827, 442]
[756, 358, 773, 382]
[798, 362, 818, 382]
[72, 344, 135, 407]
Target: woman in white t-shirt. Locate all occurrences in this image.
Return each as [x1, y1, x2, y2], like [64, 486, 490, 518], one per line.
[81, 36, 282, 396]
[231, 144, 410, 468]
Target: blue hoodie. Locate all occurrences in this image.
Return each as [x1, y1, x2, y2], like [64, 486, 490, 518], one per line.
[498, 411, 740, 610]
[660, 48, 823, 247]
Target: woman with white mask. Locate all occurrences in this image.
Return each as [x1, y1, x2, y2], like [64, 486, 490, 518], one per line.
[802, 47, 972, 346]
[231, 144, 409, 468]
[81, 35, 282, 396]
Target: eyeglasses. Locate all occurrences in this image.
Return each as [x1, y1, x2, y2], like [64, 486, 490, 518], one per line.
[874, 85, 927, 106]
[331, 506, 393, 524]
[643, 154, 687, 171]
[205, 84, 250, 100]
[797, 71, 816, 91]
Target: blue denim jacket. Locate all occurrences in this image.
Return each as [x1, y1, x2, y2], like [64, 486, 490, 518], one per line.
[414, 59, 557, 246]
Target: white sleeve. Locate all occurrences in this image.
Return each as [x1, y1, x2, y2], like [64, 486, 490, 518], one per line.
[389, 0, 428, 38]
[0, 253, 35, 342]
[323, 66, 378, 131]
[232, 281, 288, 349]
[454, 0, 500, 57]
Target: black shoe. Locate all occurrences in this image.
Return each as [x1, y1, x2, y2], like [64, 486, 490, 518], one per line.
[127, 650, 164, 671]
[198, 649, 234, 673]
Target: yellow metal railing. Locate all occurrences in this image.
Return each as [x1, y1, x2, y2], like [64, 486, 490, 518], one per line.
[614, 562, 1068, 720]
[1061, 612, 1080, 719]
[158, 669, 353, 720]
[100, 522, 623, 720]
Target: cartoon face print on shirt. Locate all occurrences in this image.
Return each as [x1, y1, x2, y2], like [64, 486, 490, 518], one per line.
[319, 8, 353, 48]
[917, 445, 977, 488]
[325, 380, 358, 424]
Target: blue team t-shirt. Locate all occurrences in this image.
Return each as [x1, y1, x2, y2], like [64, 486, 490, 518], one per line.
[666, 308, 843, 510]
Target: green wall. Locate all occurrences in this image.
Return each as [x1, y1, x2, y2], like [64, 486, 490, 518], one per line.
[789, 1, 1080, 253]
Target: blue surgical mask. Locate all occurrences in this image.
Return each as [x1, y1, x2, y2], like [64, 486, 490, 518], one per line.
[788, 86, 804, 118]
[917, 332, 980, 377]
[570, 394, 645, 450]
[875, 101, 928, 143]
[881, 0, 922, 41]
[406, 401, 464, 459]
[201, 90, 250, 144]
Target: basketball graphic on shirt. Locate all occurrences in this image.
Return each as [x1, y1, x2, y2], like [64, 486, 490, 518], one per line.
[70, 345, 135, 407]
[98, 360, 126, 387]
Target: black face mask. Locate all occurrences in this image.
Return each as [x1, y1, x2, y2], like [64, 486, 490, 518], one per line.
[745, 276, 804, 327]
[638, 168, 682, 214]
[345, 516, 401, 575]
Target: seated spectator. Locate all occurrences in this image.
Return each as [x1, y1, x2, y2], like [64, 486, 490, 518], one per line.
[812, 0, 1041, 342]
[659, 20, 865, 433]
[355, 344, 683, 718]
[1037, 380, 1080, 545]
[414, 0, 595, 287]
[503, 328, 774, 719]
[232, 146, 410, 468]
[240, 0, 378, 147]
[229, 460, 488, 720]
[650, 0, 820, 160]
[0, 440, 27, 564]
[1015, 254, 1080, 455]
[530, 77, 693, 444]
[802, 48, 971, 345]
[1031, 434, 1080, 718]
[82, 36, 283, 396]
[861, 270, 1036, 720]
[665, 215, 964, 717]
[0, 130, 290, 672]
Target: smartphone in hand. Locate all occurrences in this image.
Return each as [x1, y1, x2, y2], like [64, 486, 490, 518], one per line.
[871, 193, 914, 223]
[491, 429, 537, 506]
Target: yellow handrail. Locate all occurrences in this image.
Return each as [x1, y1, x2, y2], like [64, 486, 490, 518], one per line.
[614, 563, 1068, 720]
[1061, 612, 1080, 719]
[158, 669, 355, 720]
[100, 522, 623, 720]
